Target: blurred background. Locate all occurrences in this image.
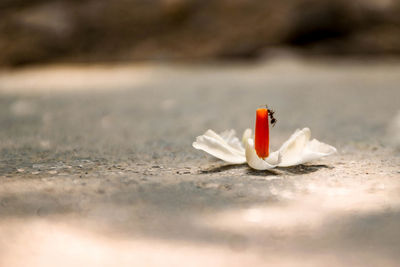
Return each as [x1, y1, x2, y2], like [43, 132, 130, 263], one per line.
[1, 0, 400, 66]
[1, 1, 400, 267]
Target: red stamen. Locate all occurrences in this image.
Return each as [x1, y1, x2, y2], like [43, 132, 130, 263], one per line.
[255, 108, 269, 159]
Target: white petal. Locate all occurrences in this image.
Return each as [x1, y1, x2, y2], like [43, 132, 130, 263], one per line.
[220, 129, 245, 152]
[278, 128, 337, 167]
[302, 138, 337, 162]
[192, 129, 246, 164]
[245, 136, 280, 170]
[242, 128, 252, 145]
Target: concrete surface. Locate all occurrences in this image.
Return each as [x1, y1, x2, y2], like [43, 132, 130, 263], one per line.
[0, 55, 400, 266]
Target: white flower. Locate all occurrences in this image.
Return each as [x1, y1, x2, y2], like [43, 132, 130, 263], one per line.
[193, 128, 337, 170]
[192, 129, 247, 164]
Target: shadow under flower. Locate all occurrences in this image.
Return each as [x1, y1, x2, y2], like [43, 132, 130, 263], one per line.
[200, 164, 278, 176]
[199, 164, 248, 174]
[246, 168, 279, 176]
[199, 163, 332, 176]
[277, 164, 333, 175]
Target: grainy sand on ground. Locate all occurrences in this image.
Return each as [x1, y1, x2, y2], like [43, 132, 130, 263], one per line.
[0, 56, 399, 266]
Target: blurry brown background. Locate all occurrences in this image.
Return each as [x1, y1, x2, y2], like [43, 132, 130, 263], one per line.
[1, 0, 400, 66]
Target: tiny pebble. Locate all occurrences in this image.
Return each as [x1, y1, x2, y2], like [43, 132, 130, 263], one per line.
[97, 189, 105, 194]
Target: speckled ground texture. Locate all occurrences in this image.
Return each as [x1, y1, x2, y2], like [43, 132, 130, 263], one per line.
[0, 56, 400, 267]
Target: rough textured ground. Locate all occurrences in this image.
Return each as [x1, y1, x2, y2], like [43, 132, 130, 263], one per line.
[0, 55, 399, 266]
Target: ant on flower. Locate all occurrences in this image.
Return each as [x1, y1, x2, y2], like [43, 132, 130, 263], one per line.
[262, 105, 277, 127]
[269, 108, 277, 127]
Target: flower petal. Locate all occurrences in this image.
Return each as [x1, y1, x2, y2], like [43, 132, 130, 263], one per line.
[245, 135, 280, 170]
[220, 129, 245, 152]
[242, 128, 252, 145]
[192, 129, 246, 164]
[278, 128, 337, 167]
[302, 138, 337, 163]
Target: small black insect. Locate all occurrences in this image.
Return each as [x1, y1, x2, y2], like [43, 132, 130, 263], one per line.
[264, 105, 277, 127]
[261, 104, 277, 127]
[269, 109, 277, 127]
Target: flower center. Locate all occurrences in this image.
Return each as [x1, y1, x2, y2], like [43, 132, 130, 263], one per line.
[255, 108, 269, 159]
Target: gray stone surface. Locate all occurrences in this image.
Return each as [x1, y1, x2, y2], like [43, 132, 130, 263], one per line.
[0, 56, 400, 266]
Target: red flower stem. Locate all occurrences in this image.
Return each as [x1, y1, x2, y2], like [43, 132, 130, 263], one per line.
[255, 108, 269, 159]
